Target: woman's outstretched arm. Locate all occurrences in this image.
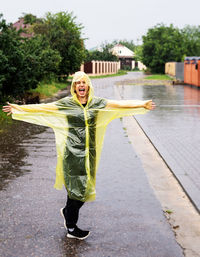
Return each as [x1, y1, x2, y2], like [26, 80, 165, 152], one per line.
[2, 102, 57, 115]
[106, 99, 156, 110]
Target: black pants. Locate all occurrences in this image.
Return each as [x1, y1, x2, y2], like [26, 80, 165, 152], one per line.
[63, 196, 84, 228]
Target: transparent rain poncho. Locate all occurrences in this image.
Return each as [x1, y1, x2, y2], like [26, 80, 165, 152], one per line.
[11, 72, 149, 202]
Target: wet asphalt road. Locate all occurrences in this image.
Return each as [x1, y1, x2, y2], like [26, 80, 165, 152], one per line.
[117, 80, 200, 212]
[0, 72, 185, 256]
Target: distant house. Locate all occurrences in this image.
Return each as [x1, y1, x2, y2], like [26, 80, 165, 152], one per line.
[12, 18, 34, 38]
[111, 44, 134, 70]
[111, 44, 146, 71]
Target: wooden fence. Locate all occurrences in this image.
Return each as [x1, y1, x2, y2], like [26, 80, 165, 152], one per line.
[81, 61, 120, 75]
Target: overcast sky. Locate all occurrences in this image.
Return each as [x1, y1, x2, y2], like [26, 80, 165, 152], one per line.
[1, 0, 200, 49]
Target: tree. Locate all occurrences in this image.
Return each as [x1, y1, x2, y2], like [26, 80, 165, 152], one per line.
[142, 24, 185, 73]
[85, 43, 118, 62]
[181, 25, 200, 57]
[133, 45, 143, 62]
[0, 15, 26, 99]
[33, 12, 86, 77]
[111, 39, 136, 52]
[21, 35, 61, 82]
[22, 13, 41, 25]
[0, 14, 61, 101]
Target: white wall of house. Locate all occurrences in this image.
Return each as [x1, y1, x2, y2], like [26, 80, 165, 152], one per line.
[132, 61, 147, 70]
[138, 61, 147, 70]
[117, 61, 121, 70]
[111, 44, 147, 70]
[132, 61, 135, 70]
[111, 44, 134, 58]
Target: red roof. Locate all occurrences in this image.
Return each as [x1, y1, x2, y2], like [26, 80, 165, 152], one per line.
[115, 43, 125, 48]
[12, 18, 34, 38]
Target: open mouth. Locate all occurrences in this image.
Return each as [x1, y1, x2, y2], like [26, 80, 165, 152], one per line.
[78, 88, 86, 96]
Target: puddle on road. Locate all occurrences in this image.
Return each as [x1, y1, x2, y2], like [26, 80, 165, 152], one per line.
[0, 121, 46, 190]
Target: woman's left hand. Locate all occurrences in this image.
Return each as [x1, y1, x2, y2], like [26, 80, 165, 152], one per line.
[144, 100, 156, 110]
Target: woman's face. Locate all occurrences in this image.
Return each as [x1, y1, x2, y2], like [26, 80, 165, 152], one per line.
[75, 78, 89, 98]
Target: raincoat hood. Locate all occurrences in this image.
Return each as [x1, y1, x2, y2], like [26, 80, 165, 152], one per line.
[71, 71, 94, 104]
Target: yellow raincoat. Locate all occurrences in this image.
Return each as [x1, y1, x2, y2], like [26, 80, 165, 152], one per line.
[11, 72, 149, 202]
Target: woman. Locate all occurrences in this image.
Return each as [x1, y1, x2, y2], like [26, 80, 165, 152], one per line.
[3, 71, 155, 240]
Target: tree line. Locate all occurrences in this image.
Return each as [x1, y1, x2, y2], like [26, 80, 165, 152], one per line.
[1, 11, 200, 102]
[0, 12, 85, 102]
[142, 23, 200, 73]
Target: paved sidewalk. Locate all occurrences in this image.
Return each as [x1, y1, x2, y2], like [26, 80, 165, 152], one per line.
[117, 78, 200, 212]
[0, 73, 184, 256]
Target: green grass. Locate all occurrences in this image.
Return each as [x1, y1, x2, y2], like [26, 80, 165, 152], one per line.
[29, 81, 71, 98]
[29, 70, 127, 98]
[0, 81, 71, 131]
[88, 70, 127, 79]
[164, 209, 173, 214]
[0, 106, 13, 133]
[145, 74, 173, 80]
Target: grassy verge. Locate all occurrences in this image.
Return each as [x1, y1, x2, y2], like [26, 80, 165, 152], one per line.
[0, 81, 71, 131]
[0, 106, 13, 133]
[91, 70, 127, 79]
[28, 70, 128, 98]
[144, 74, 173, 80]
[29, 81, 71, 99]
[30, 71, 127, 99]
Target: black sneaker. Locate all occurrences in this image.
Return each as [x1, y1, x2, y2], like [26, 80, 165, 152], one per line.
[60, 208, 67, 230]
[67, 226, 90, 240]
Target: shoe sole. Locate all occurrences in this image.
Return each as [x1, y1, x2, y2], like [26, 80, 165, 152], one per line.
[67, 231, 90, 240]
[60, 208, 67, 230]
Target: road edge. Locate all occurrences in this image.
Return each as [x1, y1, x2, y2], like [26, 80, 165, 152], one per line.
[114, 85, 200, 257]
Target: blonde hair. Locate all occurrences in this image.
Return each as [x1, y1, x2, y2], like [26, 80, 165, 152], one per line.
[72, 72, 91, 91]
[70, 71, 94, 100]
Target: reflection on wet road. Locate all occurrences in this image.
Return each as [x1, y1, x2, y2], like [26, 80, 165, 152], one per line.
[118, 83, 200, 211]
[0, 121, 46, 190]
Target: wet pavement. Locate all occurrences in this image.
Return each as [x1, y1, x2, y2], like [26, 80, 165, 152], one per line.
[0, 122, 46, 190]
[0, 72, 190, 256]
[117, 80, 200, 212]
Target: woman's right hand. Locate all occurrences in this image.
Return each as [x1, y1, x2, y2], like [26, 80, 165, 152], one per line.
[2, 103, 13, 115]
